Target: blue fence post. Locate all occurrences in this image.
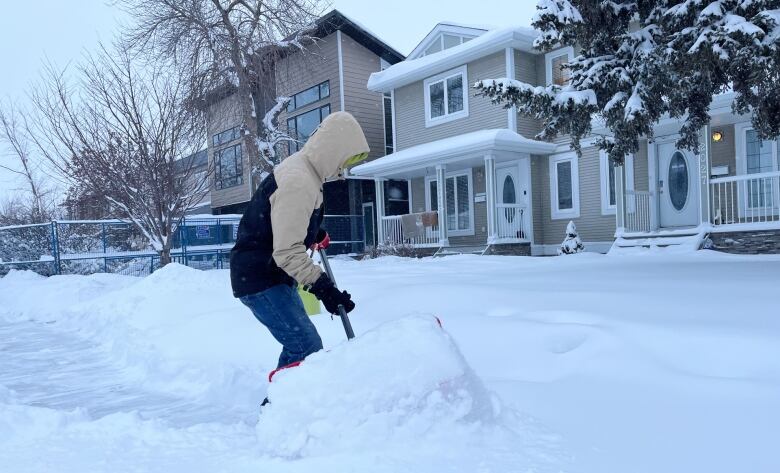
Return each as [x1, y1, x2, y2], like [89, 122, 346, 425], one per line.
[102, 222, 108, 273]
[181, 217, 188, 268]
[50, 221, 61, 275]
[216, 218, 223, 269]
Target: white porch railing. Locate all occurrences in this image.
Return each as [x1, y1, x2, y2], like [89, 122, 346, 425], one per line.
[625, 190, 652, 233]
[710, 171, 780, 227]
[495, 204, 529, 240]
[380, 213, 441, 247]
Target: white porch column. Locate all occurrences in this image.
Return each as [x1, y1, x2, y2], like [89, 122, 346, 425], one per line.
[374, 178, 386, 245]
[700, 125, 712, 225]
[484, 154, 498, 242]
[615, 163, 626, 234]
[436, 164, 449, 245]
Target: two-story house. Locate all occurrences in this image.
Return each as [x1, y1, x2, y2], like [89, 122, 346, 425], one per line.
[205, 10, 406, 253]
[353, 22, 780, 255]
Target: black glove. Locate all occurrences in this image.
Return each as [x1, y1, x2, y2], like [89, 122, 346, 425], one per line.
[308, 273, 355, 315]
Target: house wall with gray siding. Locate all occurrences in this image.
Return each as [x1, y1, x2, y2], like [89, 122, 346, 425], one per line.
[514, 50, 542, 139]
[711, 123, 736, 175]
[340, 33, 386, 161]
[536, 146, 617, 246]
[394, 52, 507, 151]
[632, 140, 649, 191]
[207, 94, 252, 209]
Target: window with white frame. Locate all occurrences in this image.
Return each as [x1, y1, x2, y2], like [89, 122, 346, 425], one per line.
[425, 171, 474, 235]
[736, 124, 779, 209]
[600, 151, 635, 215]
[550, 152, 580, 219]
[545, 47, 574, 87]
[424, 66, 468, 126]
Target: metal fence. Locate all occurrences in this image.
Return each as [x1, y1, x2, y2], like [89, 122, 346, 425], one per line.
[0, 214, 365, 277]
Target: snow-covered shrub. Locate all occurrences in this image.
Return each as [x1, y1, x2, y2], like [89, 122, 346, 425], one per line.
[558, 221, 584, 255]
[364, 243, 426, 259]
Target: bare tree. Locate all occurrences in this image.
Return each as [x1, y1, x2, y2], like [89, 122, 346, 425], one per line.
[0, 104, 58, 224]
[31, 47, 210, 266]
[119, 0, 324, 178]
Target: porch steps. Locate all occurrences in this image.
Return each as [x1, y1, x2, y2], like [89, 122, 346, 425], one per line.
[434, 244, 490, 257]
[611, 230, 707, 252]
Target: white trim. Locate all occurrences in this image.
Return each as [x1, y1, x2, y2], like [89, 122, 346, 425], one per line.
[549, 152, 580, 220]
[407, 179, 413, 213]
[545, 46, 574, 86]
[408, 24, 487, 60]
[648, 140, 659, 230]
[505, 47, 517, 131]
[603, 152, 635, 215]
[425, 168, 475, 237]
[423, 65, 469, 127]
[336, 30, 345, 112]
[391, 89, 397, 153]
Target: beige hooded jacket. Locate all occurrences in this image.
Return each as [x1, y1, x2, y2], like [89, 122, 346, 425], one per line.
[270, 111, 369, 286]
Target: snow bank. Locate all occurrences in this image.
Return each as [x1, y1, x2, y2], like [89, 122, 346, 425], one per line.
[257, 315, 494, 457]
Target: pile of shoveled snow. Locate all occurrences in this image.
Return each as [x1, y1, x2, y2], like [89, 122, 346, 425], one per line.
[257, 315, 495, 457]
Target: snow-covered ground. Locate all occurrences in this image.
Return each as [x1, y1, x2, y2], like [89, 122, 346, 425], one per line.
[1, 251, 779, 472]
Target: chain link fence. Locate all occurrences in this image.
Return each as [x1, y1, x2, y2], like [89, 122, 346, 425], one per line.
[0, 215, 365, 277]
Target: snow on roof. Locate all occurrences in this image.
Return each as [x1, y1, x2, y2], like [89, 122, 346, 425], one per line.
[350, 129, 555, 177]
[367, 25, 539, 92]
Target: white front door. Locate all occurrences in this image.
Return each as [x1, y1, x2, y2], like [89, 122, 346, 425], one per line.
[495, 161, 529, 239]
[658, 142, 699, 227]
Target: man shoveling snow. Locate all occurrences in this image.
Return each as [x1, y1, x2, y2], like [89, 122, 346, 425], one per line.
[230, 111, 369, 402]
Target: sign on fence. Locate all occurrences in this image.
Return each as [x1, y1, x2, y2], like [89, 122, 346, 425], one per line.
[195, 225, 211, 239]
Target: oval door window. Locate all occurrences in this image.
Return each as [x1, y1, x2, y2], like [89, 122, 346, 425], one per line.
[502, 175, 516, 222]
[668, 152, 689, 211]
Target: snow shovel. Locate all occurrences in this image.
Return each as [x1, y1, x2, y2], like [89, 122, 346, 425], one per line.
[317, 247, 355, 340]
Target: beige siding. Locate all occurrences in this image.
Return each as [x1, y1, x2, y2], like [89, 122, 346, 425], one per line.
[207, 94, 252, 209]
[532, 155, 546, 244]
[537, 147, 617, 245]
[394, 52, 507, 150]
[275, 33, 340, 159]
[340, 33, 386, 161]
[711, 123, 736, 175]
[514, 50, 542, 139]
[633, 140, 649, 191]
[410, 177, 427, 212]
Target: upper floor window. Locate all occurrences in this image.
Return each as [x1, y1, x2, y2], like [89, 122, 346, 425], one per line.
[212, 126, 240, 147]
[287, 81, 330, 113]
[214, 144, 243, 190]
[545, 47, 574, 87]
[287, 104, 331, 154]
[424, 65, 469, 127]
[422, 34, 474, 56]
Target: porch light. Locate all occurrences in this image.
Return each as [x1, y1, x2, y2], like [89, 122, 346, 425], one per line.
[712, 130, 723, 142]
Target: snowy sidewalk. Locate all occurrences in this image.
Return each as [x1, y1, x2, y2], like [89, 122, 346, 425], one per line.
[0, 319, 244, 428]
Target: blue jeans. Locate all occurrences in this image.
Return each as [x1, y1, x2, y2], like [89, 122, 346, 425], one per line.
[239, 284, 323, 369]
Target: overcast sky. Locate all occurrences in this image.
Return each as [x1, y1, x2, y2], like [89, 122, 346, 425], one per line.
[0, 0, 538, 200]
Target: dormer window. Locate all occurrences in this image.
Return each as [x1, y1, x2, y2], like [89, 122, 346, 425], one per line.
[424, 65, 469, 127]
[422, 33, 474, 56]
[545, 46, 574, 87]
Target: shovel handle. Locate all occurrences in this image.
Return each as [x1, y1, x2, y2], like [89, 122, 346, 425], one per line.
[318, 248, 355, 340]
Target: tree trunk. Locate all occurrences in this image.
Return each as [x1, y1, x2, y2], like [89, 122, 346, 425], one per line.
[159, 246, 172, 267]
